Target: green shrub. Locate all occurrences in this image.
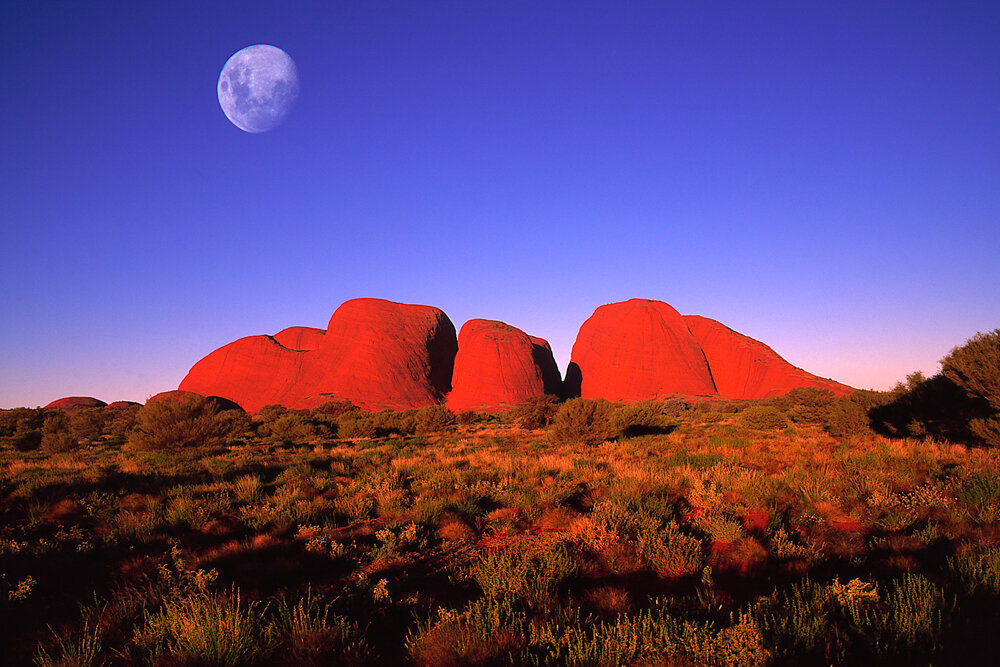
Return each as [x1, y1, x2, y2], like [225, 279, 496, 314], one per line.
[783, 387, 836, 423]
[949, 545, 1000, 595]
[257, 412, 327, 444]
[507, 395, 560, 430]
[612, 400, 676, 436]
[67, 408, 107, 443]
[738, 405, 788, 430]
[956, 470, 1000, 509]
[128, 392, 245, 451]
[40, 414, 78, 453]
[942, 329, 1000, 412]
[12, 430, 42, 451]
[551, 398, 616, 445]
[470, 544, 577, 607]
[414, 405, 455, 433]
[140, 587, 266, 665]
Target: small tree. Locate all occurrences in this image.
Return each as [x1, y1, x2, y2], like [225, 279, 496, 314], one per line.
[551, 398, 616, 445]
[942, 329, 1000, 411]
[129, 392, 245, 451]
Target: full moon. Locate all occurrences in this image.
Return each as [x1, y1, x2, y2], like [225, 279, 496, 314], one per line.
[217, 44, 299, 133]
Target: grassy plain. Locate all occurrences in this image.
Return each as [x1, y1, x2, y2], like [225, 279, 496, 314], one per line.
[3, 398, 1000, 665]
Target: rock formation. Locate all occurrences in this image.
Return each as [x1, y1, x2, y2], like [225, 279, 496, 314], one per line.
[179, 296, 853, 413]
[180, 298, 458, 413]
[447, 320, 562, 411]
[44, 397, 107, 409]
[567, 299, 718, 401]
[683, 315, 852, 399]
[273, 326, 325, 350]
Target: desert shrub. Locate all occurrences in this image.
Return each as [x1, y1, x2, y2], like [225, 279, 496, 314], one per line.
[855, 572, 944, 656]
[551, 398, 617, 445]
[271, 588, 370, 663]
[128, 393, 246, 451]
[956, 470, 1000, 509]
[783, 387, 836, 423]
[507, 394, 560, 430]
[763, 578, 832, 661]
[949, 545, 1000, 596]
[613, 400, 676, 437]
[407, 597, 527, 666]
[414, 405, 455, 433]
[942, 329, 1000, 411]
[825, 392, 879, 437]
[139, 587, 266, 665]
[636, 520, 705, 578]
[310, 400, 359, 420]
[11, 430, 42, 451]
[336, 413, 379, 439]
[257, 412, 327, 444]
[469, 544, 577, 606]
[34, 619, 103, 667]
[105, 403, 140, 437]
[455, 410, 479, 425]
[0, 407, 46, 437]
[738, 405, 788, 430]
[68, 408, 106, 443]
[40, 413, 79, 453]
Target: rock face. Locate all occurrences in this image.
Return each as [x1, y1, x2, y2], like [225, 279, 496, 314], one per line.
[180, 298, 458, 413]
[568, 299, 718, 401]
[273, 326, 325, 350]
[179, 296, 853, 413]
[447, 320, 562, 411]
[684, 315, 853, 399]
[44, 396, 107, 409]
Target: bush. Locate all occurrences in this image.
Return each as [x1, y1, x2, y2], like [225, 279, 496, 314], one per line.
[507, 395, 560, 430]
[257, 412, 328, 444]
[469, 544, 576, 607]
[783, 387, 836, 424]
[612, 400, 676, 437]
[11, 430, 42, 451]
[551, 398, 616, 445]
[942, 329, 1000, 411]
[414, 405, 456, 434]
[738, 405, 788, 430]
[68, 408, 106, 443]
[128, 392, 246, 451]
[41, 413, 79, 453]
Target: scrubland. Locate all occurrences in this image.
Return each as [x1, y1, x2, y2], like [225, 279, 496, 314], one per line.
[2, 380, 1000, 666]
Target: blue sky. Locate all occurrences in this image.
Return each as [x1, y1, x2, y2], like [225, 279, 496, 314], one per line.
[2, 1, 998, 407]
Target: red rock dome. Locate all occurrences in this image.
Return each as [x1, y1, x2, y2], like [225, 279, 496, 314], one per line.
[273, 326, 325, 350]
[683, 315, 853, 399]
[44, 396, 107, 409]
[447, 320, 562, 411]
[179, 336, 309, 414]
[180, 298, 458, 412]
[568, 299, 718, 401]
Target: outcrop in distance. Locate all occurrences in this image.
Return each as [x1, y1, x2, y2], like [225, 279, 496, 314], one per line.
[180, 298, 458, 413]
[447, 319, 562, 411]
[44, 397, 107, 409]
[179, 296, 852, 413]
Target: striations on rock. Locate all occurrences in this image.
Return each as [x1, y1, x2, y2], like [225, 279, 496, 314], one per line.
[273, 326, 325, 351]
[568, 299, 718, 401]
[683, 315, 853, 399]
[44, 396, 107, 409]
[447, 320, 563, 412]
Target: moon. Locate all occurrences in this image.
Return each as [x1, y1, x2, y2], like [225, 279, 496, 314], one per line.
[217, 45, 299, 133]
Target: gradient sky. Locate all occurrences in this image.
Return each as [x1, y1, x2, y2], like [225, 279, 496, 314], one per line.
[2, 1, 998, 408]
